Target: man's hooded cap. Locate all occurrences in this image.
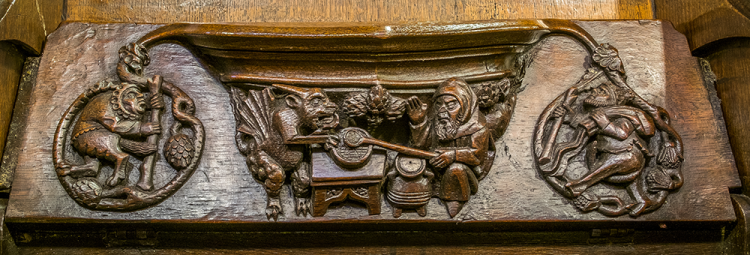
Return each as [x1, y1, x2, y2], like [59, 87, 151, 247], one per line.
[433, 77, 485, 138]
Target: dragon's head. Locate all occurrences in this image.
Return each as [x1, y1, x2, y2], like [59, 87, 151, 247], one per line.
[274, 84, 339, 133]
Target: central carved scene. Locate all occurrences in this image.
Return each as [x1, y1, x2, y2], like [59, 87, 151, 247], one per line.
[229, 74, 524, 220]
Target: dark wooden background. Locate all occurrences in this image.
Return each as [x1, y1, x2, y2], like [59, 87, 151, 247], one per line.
[2, 0, 750, 254]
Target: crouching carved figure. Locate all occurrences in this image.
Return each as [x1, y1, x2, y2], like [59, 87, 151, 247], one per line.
[53, 43, 205, 211]
[534, 44, 684, 217]
[229, 84, 339, 220]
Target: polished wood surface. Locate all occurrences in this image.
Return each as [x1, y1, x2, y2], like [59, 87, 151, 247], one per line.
[65, 0, 653, 23]
[0, 0, 63, 54]
[0, 0, 64, 188]
[7, 21, 737, 228]
[0, 43, 23, 174]
[655, 0, 750, 197]
[6, 0, 750, 254]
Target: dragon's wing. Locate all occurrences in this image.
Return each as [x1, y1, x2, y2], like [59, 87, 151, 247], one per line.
[229, 86, 274, 144]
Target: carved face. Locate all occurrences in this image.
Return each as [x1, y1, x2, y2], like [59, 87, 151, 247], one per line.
[122, 90, 147, 115]
[435, 95, 461, 121]
[584, 84, 616, 108]
[435, 95, 462, 141]
[291, 92, 339, 131]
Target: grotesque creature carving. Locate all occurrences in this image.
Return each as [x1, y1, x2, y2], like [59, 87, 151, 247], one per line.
[230, 84, 339, 220]
[54, 43, 204, 211]
[343, 84, 407, 133]
[66, 81, 163, 188]
[534, 44, 683, 217]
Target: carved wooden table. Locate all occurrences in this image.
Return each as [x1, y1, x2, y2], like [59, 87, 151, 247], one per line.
[2, 20, 739, 247]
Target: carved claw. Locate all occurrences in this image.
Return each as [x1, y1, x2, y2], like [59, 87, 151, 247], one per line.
[324, 134, 339, 151]
[266, 197, 282, 221]
[294, 196, 311, 217]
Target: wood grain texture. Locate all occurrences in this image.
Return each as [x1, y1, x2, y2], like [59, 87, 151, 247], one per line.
[0, 57, 38, 192]
[0, 0, 64, 54]
[655, 0, 750, 198]
[0, 42, 24, 174]
[13, 242, 726, 255]
[654, 0, 750, 52]
[5, 21, 738, 229]
[65, 0, 653, 24]
[705, 40, 750, 195]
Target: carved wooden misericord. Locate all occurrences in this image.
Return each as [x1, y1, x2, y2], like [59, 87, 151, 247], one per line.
[9, 21, 736, 227]
[55, 21, 678, 218]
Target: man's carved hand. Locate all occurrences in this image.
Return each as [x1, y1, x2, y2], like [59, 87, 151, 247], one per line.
[324, 134, 339, 151]
[406, 96, 428, 124]
[551, 106, 567, 118]
[150, 93, 164, 109]
[590, 110, 610, 128]
[429, 150, 455, 168]
[141, 122, 161, 136]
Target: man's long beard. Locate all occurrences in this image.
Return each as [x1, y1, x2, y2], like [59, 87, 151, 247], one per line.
[436, 118, 460, 141]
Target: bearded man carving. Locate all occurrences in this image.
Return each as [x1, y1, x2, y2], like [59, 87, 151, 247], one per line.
[406, 78, 490, 217]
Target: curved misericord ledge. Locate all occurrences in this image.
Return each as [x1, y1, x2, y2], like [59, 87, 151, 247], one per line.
[131, 20, 600, 88]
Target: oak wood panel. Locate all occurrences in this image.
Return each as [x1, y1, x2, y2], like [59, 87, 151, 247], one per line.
[0, 42, 24, 174]
[15, 242, 725, 255]
[705, 40, 750, 195]
[0, 0, 63, 189]
[66, 0, 653, 24]
[654, 0, 750, 52]
[0, 0, 64, 54]
[654, 0, 750, 198]
[6, 21, 738, 230]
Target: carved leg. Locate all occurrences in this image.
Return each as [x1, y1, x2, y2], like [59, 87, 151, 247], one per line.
[61, 156, 101, 178]
[392, 207, 403, 218]
[566, 151, 644, 197]
[312, 187, 338, 217]
[626, 180, 651, 217]
[106, 148, 132, 187]
[416, 205, 427, 217]
[365, 184, 381, 215]
[291, 162, 311, 216]
[251, 151, 286, 221]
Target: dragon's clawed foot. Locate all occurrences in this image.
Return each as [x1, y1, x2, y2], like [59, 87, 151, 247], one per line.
[266, 197, 282, 221]
[294, 196, 312, 217]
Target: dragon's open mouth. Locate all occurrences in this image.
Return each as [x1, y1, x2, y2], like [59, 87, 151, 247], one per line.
[319, 115, 335, 125]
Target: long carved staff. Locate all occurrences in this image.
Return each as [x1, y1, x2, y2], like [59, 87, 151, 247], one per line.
[538, 87, 577, 165]
[137, 75, 163, 191]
